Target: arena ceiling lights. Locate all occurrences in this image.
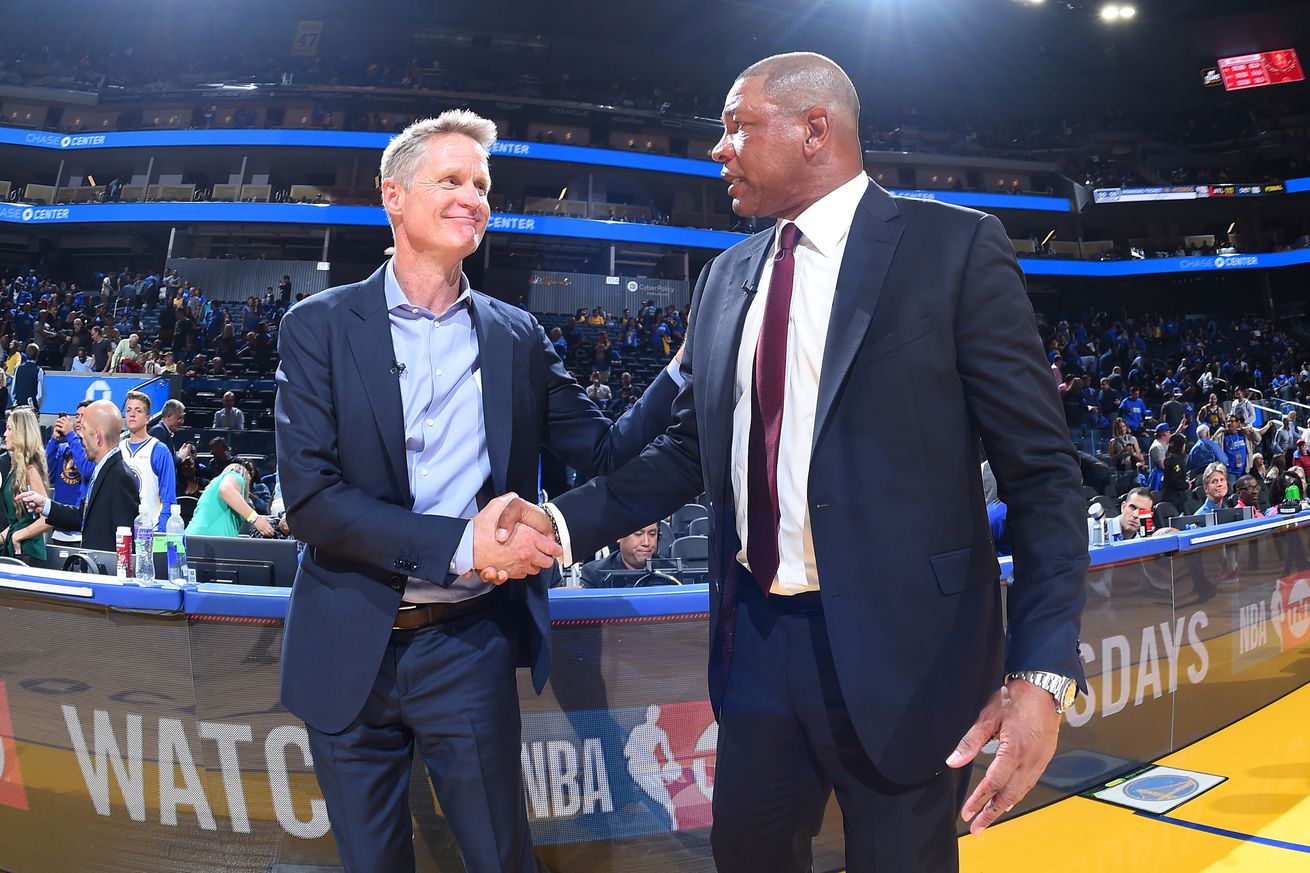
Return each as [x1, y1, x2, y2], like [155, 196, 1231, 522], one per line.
[1099, 4, 1137, 21]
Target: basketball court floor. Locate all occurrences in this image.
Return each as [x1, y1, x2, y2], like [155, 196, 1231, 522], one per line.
[959, 682, 1310, 872]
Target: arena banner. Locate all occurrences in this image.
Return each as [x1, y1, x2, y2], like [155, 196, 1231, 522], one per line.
[0, 516, 1308, 872]
[40, 373, 169, 420]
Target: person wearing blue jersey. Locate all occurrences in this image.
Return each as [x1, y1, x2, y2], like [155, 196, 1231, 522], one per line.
[1118, 386, 1147, 433]
[45, 400, 95, 541]
[119, 390, 176, 531]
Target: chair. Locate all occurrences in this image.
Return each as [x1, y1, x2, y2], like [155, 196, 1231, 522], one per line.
[671, 504, 709, 537]
[1091, 495, 1118, 518]
[687, 516, 710, 537]
[669, 535, 709, 567]
[177, 495, 199, 525]
[1154, 502, 1180, 530]
[1081, 486, 1098, 501]
[656, 521, 674, 557]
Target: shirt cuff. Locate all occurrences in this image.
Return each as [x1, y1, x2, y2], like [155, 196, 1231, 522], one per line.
[664, 356, 686, 388]
[542, 503, 574, 567]
[450, 521, 475, 577]
[42, 498, 51, 518]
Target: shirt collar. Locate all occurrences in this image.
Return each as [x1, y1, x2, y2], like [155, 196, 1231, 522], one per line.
[778, 172, 869, 260]
[92, 446, 118, 483]
[384, 258, 472, 319]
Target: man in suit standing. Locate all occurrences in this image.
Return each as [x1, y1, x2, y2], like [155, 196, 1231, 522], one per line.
[149, 399, 187, 455]
[20, 399, 140, 551]
[275, 109, 679, 873]
[493, 53, 1087, 871]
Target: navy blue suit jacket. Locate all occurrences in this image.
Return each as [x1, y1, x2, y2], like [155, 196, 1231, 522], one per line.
[551, 182, 1088, 784]
[275, 265, 677, 733]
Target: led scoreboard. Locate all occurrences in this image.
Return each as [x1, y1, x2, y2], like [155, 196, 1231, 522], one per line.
[1216, 49, 1304, 91]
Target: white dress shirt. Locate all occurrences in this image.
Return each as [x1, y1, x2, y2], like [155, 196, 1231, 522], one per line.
[732, 172, 868, 594]
[546, 175, 866, 591]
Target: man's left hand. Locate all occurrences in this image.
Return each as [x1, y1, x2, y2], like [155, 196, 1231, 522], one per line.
[946, 678, 1062, 835]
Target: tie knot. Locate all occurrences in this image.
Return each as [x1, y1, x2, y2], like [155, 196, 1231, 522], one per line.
[778, 222, 801, 254]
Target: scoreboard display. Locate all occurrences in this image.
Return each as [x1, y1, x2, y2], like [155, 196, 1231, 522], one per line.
[1216, 49, 1304, 91]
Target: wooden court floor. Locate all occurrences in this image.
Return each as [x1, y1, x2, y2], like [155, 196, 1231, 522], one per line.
[958, 681, 1310, 872]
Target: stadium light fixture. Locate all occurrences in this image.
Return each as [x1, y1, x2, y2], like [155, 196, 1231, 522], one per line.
[1100, 4, 1135, 21]
[1100, 5, 1120, 20]
[1120, 5, 1136, 17]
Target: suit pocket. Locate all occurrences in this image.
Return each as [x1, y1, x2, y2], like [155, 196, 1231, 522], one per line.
[862, 316, 936, 363]
[930, 547, 987, 595]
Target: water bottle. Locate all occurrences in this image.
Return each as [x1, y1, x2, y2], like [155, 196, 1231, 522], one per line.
[133, 503, 156, 583]
[165, 504, 188, 585]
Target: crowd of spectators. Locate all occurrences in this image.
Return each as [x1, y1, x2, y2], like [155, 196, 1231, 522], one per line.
[1046, 308, 1310, 516]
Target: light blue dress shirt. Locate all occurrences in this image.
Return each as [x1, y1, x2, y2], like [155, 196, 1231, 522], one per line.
[385, 259, 492, 603]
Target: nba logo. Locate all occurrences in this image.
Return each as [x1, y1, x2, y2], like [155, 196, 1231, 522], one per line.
[0, 682, 28, 810]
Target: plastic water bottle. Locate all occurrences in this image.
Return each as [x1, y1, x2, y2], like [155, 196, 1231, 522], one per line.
[165, 504, 188, 585]
[133, 503, 156, 584]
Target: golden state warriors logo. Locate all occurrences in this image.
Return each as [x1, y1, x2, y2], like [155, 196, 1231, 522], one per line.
[1123, 773, 1199, 803]
[60, 453, 82, 488]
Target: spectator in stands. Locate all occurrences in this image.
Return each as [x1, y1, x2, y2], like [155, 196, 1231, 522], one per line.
[70, 347, 94, 373]
[548, 327, 568, 359]
[19, 400, 139, 553]
[578, 522, 660, 587]
[186, 461, 275, 537]
[1162, 434, 1189, 508]
[185, 354, 207, 378]
[9, 344, 44, 412]
[1105, 486, 1154, 541]
[1221, 413, 1273, 475]
[1118, 387, 1146, 434]
[109, 332, 143, 372]
[1186, 424, 1225, 477]
[210, 356, 227, 377]
[279, 275, 292, 308]
[87, 326, 113, 373]
[213, 391, 245, 432]
[120, 390, 176, 532]
[1109, 417, 1144, 484]
[1231, 388, 1256, 427]
[1233, 475, 1262, 512]
[1160, 388, 1187, 432]
[2, 407, 50, 560]
[150, 399, 186, 454]
[241, 296, 260, 334]
[1147, 423, 1170, 489]
[203, 436, 232, 482]
[1199, 394, 1225, 432]
[1271, 412, 1303, 456]
[175, 442, 202, 499]
[45, 401, 95, 542]
[590, 329, 619, 382]
[1197, 462, 1230, 513]
[214, 324, 238, 361]
[585, 371, 611, 405]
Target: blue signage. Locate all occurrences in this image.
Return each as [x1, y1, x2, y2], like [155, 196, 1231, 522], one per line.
[42, 373, 169, 418]
[1018, 249, 1310, 276]
[1287, 176, 1310, 194]
[888, 189, 1070, 213]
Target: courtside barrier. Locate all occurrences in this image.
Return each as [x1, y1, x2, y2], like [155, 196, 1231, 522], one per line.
[1, 512, 1308, 871]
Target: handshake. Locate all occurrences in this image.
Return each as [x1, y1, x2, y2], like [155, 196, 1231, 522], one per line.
[471, 493, 561, 584]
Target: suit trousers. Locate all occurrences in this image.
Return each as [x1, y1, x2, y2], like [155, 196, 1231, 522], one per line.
[710, 573, 967, 873]
[305, 607, 534, 873]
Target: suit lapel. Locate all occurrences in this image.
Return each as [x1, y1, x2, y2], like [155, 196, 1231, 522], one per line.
[84, 451, 116, 521]
[812, 184, 903, 452]
[469, 293, 511, 495]
[704, 230, 772, 499]
[347, 268, 410, 506]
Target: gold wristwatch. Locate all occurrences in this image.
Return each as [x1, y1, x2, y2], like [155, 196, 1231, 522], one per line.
[1006, 671, 1078, 714]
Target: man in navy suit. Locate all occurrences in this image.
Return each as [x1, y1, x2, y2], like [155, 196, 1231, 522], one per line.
[275, 110, 679, 873]
[494, 54, 1087, 871]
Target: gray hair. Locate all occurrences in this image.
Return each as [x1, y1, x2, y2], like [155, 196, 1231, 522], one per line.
[1202, 461, 1228, 481]
[1196, 424, 1209, 439]
[736, 52, 860, 124]
[380, 110, 498, 190]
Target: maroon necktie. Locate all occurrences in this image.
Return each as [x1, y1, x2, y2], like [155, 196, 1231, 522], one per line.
[746, 222, 801, 594]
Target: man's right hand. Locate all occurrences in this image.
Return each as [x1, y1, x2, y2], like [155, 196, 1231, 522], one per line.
[472, 493, 561, 584]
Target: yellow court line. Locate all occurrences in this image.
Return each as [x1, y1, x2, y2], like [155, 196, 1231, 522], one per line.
[959, 682, 1310, 872]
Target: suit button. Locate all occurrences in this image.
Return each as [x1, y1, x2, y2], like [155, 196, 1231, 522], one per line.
[388, 575, 403, 590]
[392, 559, 405, 570]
